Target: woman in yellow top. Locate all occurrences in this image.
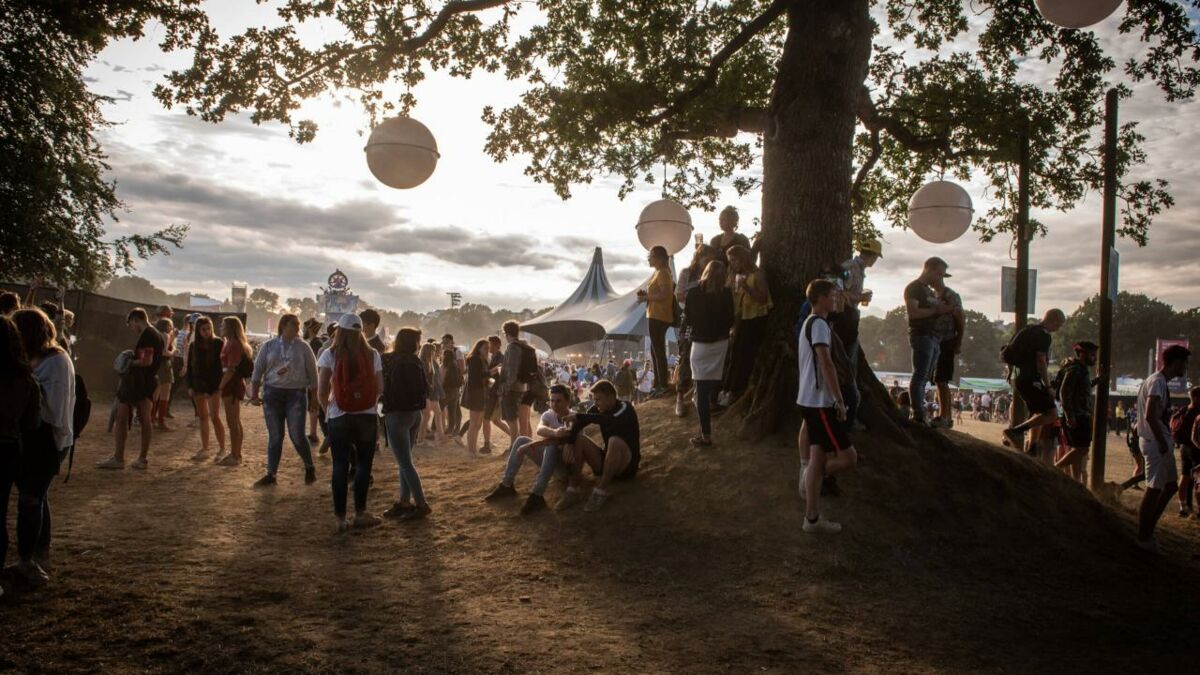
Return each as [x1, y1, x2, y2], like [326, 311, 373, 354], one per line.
[722, 244, 772, 402]
[636, 245, 675, 395]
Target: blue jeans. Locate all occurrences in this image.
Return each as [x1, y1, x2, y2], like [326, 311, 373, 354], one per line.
[909, 334, 941, 422]
[384, 410, 425, 505]
[263, 386, 313, 475]
[503, 435, 559, 496]
[329, 414, 377, 517]
[695, 380, 720, 436]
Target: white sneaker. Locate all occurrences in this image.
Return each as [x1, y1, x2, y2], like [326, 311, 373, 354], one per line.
[130, 458, 148, 470]
[96, 457, 124, 470]
[584, 489, 610, 513]
[334, 518, 350, 534]
[802, 515, 842, 534]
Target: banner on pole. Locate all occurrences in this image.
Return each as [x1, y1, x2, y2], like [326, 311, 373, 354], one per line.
[1108, 248, 1119, 303]
[1000, 267, 1037, 315]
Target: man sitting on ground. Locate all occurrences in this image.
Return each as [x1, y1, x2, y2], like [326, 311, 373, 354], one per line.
[557, 379, 640, 513]
[1002, 308, 1067, 454]
[484, 384, 574, 515]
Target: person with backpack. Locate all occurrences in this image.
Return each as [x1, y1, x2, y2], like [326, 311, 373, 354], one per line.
[217, 316, 253, 467]
[187, 316, 229, 462]
[904, 257, 956, 426]
[1000, 308, 1067, 454]
[249, 314, 319, 488]
[1135, 344, 1190, 550]
[499, 320, 532, 435]
[796, 279, 859, 534]
[98, 308, 163, 470]
[1172, 386, 1200, 517]
[682, 259, 735, 447]
[1053, 341, 1100, 482]
[381, 327, 432, 521]
[0, 315, 43, 595]
[517, 337, 547, 439]
[440, 334, 465, 446]
[317, 313, 385, 532]
[10, 308, 76, 586]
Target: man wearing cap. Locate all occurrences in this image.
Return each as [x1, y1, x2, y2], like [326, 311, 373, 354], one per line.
[1054, 341, 1100, 482]
[904, 257, 956, 425]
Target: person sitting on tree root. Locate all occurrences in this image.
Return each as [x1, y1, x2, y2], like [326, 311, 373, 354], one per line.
[556, 380, 640, 513]
[797, 279, 859, 534]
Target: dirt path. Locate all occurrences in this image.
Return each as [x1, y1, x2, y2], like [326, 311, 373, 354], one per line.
[3, 400, 1199, 673]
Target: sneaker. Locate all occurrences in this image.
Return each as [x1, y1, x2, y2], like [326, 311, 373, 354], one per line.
[556, 488, 586, 511]
[254, 474, 277, 488]
[521, 493, 547, 515]
[802, 515, 842, 534]
[485, 483, 518, 502]
[1179, 506, 1192, 517]
[399, 504, 432, 521]
[479, 443, 493, 456]
[16, 560, 50, 586]
[191, 449, 209, 461]
[689, 436, 713, 447]
[334, 518, 350, 534]
[307, 433, 320, 444]
[352, 512, 382, 529]
[304, 467, 317, 485]
[584, 489, 610, 513]
[96, 457, 124, 470]
[1002, 428, 1024, 448]
[383, 501, 414, 518]
[130, 458, 148, 470]
[717, 391, 733, 407]
[216, 453, 240, 466]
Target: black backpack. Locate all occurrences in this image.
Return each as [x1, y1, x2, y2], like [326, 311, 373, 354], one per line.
[235, 352, 254, 379]
[442, 351, 463, 389]
[64, 372, 91, 483]
[517, 343, 539, 384]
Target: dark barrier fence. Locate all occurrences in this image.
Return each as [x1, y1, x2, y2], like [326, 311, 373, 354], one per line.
[1, 283, 246, 397]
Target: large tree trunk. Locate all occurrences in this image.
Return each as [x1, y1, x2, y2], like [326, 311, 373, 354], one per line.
[737, 0, 873, 439]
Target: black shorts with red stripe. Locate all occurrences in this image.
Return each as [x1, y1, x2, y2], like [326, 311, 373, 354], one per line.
[800, 405, 851, 454]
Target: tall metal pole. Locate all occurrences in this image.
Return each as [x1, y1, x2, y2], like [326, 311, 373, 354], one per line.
[1090, 89, 1118, 493]
[1011, 120, 1032, 427]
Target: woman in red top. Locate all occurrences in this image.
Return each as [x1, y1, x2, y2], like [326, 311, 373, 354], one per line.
[219, 316, 252, 464]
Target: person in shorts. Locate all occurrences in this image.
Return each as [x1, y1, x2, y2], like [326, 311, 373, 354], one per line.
[930, 276, 963, 429]
[99, 308, 164, 470]
[1053, 341, 1100, 482]
[796, 279, 859, 534]
[1135, 344, 1190, 550]
[1002, 309, 1067, 455]
[499, 321, 527, 433]
[556, 380, 640, 513]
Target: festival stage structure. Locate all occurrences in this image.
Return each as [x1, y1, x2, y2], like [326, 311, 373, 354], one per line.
[522, 247, 673, 354]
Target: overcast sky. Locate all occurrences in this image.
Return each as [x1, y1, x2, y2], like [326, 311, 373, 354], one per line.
[88, 1, 1199, 319]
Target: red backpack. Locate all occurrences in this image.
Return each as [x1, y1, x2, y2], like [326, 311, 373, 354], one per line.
[333, 347, 378, 413]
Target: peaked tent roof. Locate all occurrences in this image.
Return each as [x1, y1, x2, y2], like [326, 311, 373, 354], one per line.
[523, 247, 671, 351]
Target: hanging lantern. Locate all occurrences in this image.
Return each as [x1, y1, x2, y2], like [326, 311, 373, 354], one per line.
[636, 199, 694, 255]
[1035, 0, 1123, 29]
[907, 180, 973, 244]
[364, 116, 439, 189]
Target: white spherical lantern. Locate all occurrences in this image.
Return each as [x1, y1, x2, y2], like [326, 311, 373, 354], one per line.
[636, 199, 694, 255]
[1035, 0, 1123, 29]
[907, 180, 973, 244]
[364, 116, 439, 189]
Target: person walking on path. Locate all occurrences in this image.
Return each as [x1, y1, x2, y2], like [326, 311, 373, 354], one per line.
[249, 314, 319, 487]
[1135, 344, 1190, 550]
[217, 316, 253, 466]
[1002, 309, 1068, 454]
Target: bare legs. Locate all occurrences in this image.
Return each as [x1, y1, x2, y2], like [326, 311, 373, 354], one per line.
[193, 393, 225, 457]
[113, 399, 154, 463]
[223, 394, 243, 460]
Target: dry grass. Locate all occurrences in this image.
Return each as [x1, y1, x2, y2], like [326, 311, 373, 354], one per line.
[2, 399, 1199, 673]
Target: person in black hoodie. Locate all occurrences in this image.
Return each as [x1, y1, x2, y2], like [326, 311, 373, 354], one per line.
[380, 327, 431, 521]
[186, 316, 228, 461]
[557, 380, 640, 513]
[682, 260, 735, 447]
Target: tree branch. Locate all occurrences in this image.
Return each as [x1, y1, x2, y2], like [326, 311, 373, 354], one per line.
[636, 0, 789, 128]
[660, 106, 769, 143]
[855, 85, 952, 154]
[851, 128, 882, 210]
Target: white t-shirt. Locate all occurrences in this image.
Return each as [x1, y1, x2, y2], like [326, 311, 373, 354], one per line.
[537, 408, 565, 433]
[796, 315, 835, 408]
[317, 347, 383, 419]
[1137, 371, 1171, 443]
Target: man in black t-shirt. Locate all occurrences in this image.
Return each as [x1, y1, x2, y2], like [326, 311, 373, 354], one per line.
[556, 380, 640, 513]
[100, 308, 164, 470]
[904, 257, 956, 425]
[1002, 309, 1067, 455]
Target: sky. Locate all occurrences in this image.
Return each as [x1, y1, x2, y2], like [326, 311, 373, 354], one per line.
[86, 1, 1200, 320]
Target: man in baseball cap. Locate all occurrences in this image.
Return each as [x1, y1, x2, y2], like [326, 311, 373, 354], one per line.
[904, 256, 955, 425]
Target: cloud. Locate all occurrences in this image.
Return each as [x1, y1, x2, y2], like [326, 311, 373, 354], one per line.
[152, 112, 286, 140]
[112, 89, 134, 102]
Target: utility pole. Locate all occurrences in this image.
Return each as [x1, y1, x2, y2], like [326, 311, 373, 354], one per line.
[1090, 89, 1119, 493]
[1011, 119, 1032, 427]
[447, 292, 462, 309]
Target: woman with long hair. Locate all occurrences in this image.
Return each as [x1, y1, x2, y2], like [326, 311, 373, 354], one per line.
[462, 338, 491, 455]
[721, 244, 772, 405]
[674, 243, 718, 416]
[381, 327, 431, 520]
[317, 313, 384, 532]
[418, 342, 445, 444]
[10, 308, 75, 586]
[187, 316, 228, 462]
[682, 260, 735, 446]
[636, 244, 675, 396]
[0, 315, 42, 594]
[219, 316, 252, 464]
[152, 318, 176, 431]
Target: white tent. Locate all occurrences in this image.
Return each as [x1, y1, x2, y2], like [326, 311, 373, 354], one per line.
[523, 247, 674, 351]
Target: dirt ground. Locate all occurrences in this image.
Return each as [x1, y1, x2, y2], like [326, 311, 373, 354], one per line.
[3, 398, 1200, 674]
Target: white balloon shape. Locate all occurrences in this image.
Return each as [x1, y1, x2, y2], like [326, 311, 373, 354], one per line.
[908, 180, 973, 244]
[1035, 0, 1123, 29]
[364, 117, 440, 189]
[636, 199, 694, 255]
